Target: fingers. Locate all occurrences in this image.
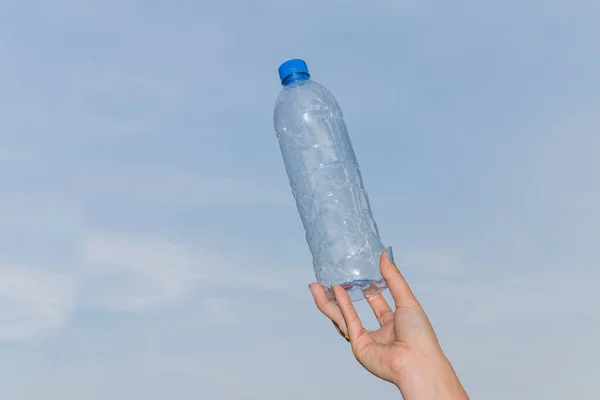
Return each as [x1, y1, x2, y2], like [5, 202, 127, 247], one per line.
[380, 248, 421, 310]
[366, 292, 394, 326]
[333, 285, 372, 346]
[309, 283, 348, 335]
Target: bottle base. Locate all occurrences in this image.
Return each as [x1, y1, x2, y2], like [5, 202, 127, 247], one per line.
[324, 278, 388, 302]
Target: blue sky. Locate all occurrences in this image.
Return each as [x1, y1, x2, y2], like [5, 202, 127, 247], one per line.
[0, 0, 599, 398]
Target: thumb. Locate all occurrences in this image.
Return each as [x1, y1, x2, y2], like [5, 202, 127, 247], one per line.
[380, 247, 421, 310]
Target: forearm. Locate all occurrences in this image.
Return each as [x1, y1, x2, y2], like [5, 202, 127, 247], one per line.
[394, 355, 469, 400]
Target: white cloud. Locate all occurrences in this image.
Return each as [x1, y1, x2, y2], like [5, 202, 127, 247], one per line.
[0, 172, 81, 343]
[83, 234, 202, 311]
[0, 265, 77, 342]
[82, 233, 291, 311]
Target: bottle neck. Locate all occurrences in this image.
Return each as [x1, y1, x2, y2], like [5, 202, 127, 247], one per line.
[281, 72, 310, 87]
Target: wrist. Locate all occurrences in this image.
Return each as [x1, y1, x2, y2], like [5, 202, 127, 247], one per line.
[393, 352, 469, 400]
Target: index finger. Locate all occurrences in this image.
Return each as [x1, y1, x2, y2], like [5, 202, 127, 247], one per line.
[333, 285, 374, 352]
[309, 283, 348, 334]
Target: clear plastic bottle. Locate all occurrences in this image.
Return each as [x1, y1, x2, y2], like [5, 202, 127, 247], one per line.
[273, 58, 387, 302]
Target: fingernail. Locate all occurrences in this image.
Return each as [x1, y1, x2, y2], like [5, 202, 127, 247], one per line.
[386, 246, 395, 263]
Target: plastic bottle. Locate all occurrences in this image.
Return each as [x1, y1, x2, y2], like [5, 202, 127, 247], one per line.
[273, 58, 387, 302]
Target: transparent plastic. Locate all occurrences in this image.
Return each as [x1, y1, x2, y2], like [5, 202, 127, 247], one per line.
[273, 68, 387, 302]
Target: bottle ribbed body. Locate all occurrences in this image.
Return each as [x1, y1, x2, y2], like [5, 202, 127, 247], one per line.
[274, 76, 386, 301]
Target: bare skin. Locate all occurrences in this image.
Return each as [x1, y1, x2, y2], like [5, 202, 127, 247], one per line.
[309, 249, 469, 399]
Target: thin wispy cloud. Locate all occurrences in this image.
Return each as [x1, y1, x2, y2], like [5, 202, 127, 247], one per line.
[0, 265, 77, 342]
[81, 233, 293, 312]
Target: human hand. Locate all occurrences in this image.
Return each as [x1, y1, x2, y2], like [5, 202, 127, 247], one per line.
[309, 248, 469, 400]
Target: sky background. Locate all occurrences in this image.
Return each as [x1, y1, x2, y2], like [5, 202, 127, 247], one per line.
[0, 0, 599, 398]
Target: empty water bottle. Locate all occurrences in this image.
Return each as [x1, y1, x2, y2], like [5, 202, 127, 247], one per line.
[273, 58, 388, 302]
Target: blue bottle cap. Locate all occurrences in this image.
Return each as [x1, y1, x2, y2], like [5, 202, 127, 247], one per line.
[278, 59, 309, 82]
